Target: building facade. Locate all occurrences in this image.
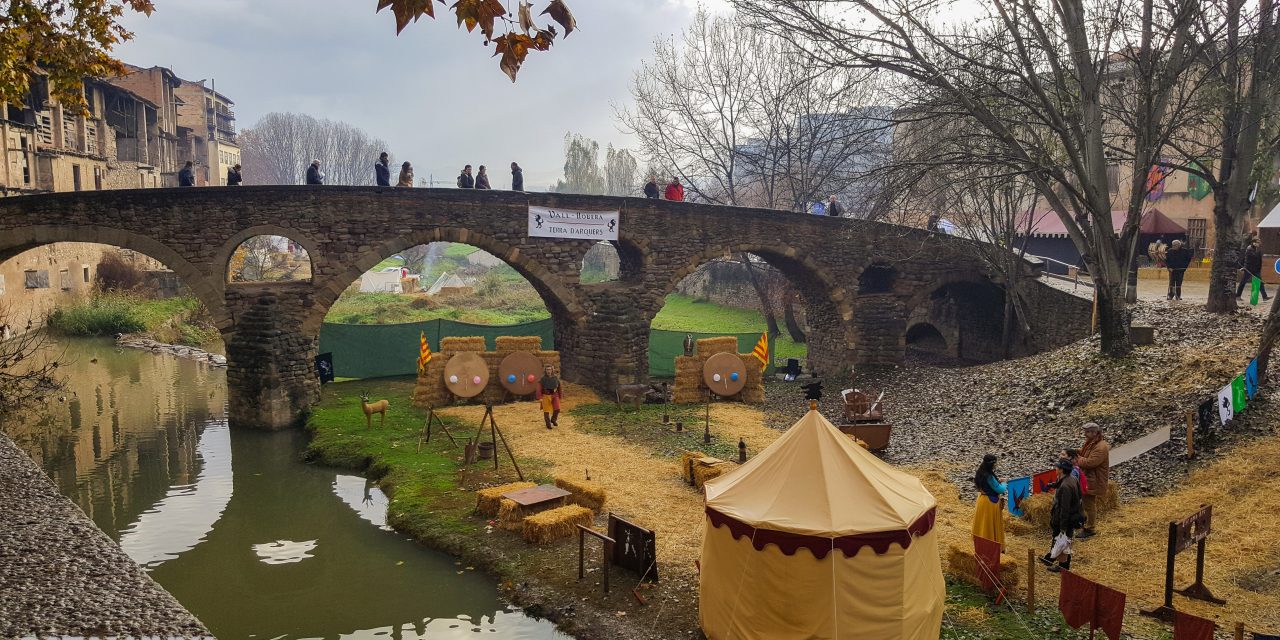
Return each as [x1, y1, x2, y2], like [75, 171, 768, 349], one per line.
[174, 80, 239, 186]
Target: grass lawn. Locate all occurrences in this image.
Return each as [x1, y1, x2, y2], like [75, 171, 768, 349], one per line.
[47, 292, 219, 347]
[651, 294, 807, 360]
[325, 289, 552, 325]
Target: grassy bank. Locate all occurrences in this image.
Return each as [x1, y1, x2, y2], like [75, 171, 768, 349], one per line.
[325, 289, 551, 325]
[651, 294, 806, 360]
[47, 292, 218, 347]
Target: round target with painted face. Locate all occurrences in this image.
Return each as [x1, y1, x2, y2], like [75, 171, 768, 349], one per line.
[703, 352, 747, 397]
[443, 352, 489, 398]
[498, 351, 543, 396]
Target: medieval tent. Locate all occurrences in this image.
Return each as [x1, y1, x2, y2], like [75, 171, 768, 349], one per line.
[698, 409, 944, 640]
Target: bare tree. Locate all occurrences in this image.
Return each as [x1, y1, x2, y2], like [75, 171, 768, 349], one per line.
[238, 112, 391, 186]
[604, 145, 639, 196]
[0, 305, 63, 418]
[736, 0, 1203, 356]
[553, 133, 606, 195]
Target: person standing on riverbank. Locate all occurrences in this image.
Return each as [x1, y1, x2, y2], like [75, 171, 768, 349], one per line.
[1075, 422, 1109, 539]
[1166, 239, 1192, 300]
[375, 152, 391, 186]
[536, 365, 562, 429]
[972, 454, 1006, 547]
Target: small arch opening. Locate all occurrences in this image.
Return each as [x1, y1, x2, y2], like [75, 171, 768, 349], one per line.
[580, 241, 621, 284]
[905, 322, 947, 354]
[858, 263, 896, 294]
[227, 236, 312, 283]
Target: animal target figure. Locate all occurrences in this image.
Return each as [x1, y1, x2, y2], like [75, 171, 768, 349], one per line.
[360, 392, 389, 428]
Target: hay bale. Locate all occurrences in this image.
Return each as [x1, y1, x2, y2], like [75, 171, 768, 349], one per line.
[522, 504, 595, 544]
[497, 498, 526, 531]
[696, 336, 739, 357]
[555, 476, 607, 513]
[946, 543, 1021, 589]
[441, 336, 486, 352]
[495, 336, 542, 352]
[1018, 481, 1121, 530]
[693, 460, 734, 489]
[476, 482, 537, 517]
[679, 451, 709, 483]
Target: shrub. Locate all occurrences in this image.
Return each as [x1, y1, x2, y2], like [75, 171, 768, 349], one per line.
[47, 295, 146, 336]
[95, 250, 144, 291]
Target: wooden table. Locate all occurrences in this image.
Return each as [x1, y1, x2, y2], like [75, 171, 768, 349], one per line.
[502, 484, 571, 511]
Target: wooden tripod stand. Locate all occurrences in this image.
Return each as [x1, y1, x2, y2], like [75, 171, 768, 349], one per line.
[417, 406, 458, 452]
[471, 404, 524, 480]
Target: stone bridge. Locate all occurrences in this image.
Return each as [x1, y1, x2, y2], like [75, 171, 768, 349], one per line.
[0, 187, 1092, 428]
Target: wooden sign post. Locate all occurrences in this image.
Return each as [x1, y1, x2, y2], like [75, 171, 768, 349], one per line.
[1141, 504, 1225, 621]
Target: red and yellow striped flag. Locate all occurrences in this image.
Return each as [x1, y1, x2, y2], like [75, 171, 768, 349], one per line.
[751, 332, 768, 372]
[417, 331, 432, 376]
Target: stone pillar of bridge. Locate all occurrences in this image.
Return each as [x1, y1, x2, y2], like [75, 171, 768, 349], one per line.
[224, 286, 321, 430]
[558, 287, 651, 393]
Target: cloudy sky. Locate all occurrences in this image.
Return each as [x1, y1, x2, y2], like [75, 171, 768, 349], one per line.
[117, 0, 729, 190]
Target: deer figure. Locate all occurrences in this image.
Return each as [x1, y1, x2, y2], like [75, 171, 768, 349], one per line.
[360, 392, 389, 428]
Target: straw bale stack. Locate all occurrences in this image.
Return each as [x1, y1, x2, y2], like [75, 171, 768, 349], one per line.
[1019, 481, 1120, 529]
[522, 504, 595, 544]
[475, 481, 536, 517]
[495, 336, 542, 353]
[679, 451, 709, 484]
[696, 336, 738, 356]
[497, 498, 526, 531]
[555, 476, 607, 513]
[693, 458, 735, 489]
[946, 543, 1022, 589]
[671, 337, 765, 405]
[441, 336, 486, 351]
[413, 336, 560, 409]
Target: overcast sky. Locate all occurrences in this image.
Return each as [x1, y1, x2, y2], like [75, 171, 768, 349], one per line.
[116, 0, 729, 190]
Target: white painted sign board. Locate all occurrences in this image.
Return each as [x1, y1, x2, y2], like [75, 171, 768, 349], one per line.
[528, 206, 619, 241]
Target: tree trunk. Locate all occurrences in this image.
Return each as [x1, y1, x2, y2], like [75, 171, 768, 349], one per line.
[1257, 295, 1280, 383]
[1206, 192, 1244, 313]
[1001, 291, 1015, 360]
[782, 285, 807, 343]
[741, 253, 781, 338]
[1095, 280, 1133, 356]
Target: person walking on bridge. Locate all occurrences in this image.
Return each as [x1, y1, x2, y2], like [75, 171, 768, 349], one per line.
[375, 152, 391, 186]
[1165, 239, 1193, 300]
[397, 161, 414, 187]
[475, 165, 491, 189]
[644, 175, 659, 199]
[826, 195, 845, 217]
[457, 165, 474, 189]
[178, 161, 195, 187]
[226, 164, 242, 186]
[306, 159, 324, 185]
[664, 176, 684, 201]
[511, 162, 524, 191]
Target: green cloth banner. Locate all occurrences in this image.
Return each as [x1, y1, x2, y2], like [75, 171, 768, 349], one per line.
[319, 321, 778, 380]
[1252, 276, 1261, 306]
[319, 318, 554, 380]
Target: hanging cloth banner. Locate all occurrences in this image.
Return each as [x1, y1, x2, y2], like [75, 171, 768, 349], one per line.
[1246, 359, 1260, 399]
[1033, 470, 1059, 494]
[1196, 398, 1217, 434]
[1006, 476, 1031, 517]
[1232, 374, 1248, 414]
[1252, 276, 1262, 306]
[1218, 382, 1235, 425]
[1187, 160, 1212, 200]
[1109, 426, 1172, 466]
[527, 206, 619, 241]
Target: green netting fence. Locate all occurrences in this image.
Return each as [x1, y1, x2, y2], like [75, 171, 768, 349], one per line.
[318, 318, 555, 380]
[318, 320, 776, 379]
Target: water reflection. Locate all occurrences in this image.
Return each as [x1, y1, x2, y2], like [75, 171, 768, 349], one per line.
[5, 338, 565, 640]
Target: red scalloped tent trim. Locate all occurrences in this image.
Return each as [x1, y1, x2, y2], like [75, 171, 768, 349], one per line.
[705, 506, 936, 559]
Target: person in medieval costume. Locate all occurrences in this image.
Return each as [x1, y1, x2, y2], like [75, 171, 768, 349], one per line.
[971, 453, 1006, 547]
[536, 364, 562, 429]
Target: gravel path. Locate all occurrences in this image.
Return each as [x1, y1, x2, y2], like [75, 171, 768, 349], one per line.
[761, 301, 1271, 497]
[0, 432, 210, 639]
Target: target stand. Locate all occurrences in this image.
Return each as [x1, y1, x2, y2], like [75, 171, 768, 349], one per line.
[417, 406, 458, 451]
[701, 352, 748, 444]
[472, 404, 525, 481]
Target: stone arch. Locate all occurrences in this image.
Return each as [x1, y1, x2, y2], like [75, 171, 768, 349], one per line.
[905, 276, 1013, 363]
[905, 322, 949, 354]
[656, 243, 857, 376]
[308, 227, 586, 336]
[216, 225, 322, 284]
[579, 238, 644, 284]
[0, 224, 230, 330]
[857, 262, 898, 294]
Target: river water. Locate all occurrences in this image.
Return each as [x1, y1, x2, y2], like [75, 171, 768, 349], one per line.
[5, 337, 566, 640]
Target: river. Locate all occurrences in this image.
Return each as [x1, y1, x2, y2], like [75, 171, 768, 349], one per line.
[4, 337, 566, 640]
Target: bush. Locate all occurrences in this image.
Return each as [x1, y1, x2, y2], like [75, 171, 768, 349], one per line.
[47, 295, 146, 336]
[95, 250, 144, 291]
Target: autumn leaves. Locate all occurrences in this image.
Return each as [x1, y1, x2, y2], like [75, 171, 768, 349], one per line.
[376, 0, 578, 82]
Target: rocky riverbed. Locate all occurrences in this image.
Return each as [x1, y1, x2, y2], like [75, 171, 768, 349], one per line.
[761, 301, 1270, 497]
[117, 334, 226, 367]
[0, 432, 210, 638]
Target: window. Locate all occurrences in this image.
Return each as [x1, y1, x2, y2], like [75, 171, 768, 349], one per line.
[139, 174, 146, 188]
[1106, 164, 1119, 193]
[0, 274, 6, 296]
[24, 270, 50, 289]
[59, 269, 71, 290]
[19, 135, 30, 184]
[72, 165, 82, 191]
[93, 167, 102, 190]
[1187, 218, 1207, 253]
[82, 265, 90, 283]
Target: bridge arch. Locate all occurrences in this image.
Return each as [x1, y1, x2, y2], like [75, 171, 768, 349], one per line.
[0, 224, 230, 330]
[218, 224, 322, 284]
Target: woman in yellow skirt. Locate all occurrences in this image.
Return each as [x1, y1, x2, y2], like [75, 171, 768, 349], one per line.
[972, 453, 1007, 546]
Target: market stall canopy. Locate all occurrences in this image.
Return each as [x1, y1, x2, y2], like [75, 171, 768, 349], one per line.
[1258, 202, 1280, 228]
[704, 410, 935, 537]
[1020, 208, 1182, 237]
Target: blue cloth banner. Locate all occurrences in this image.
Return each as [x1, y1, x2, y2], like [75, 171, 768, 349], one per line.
[1007, 476, 1031, 518]
[1246, 359, 1259, 399]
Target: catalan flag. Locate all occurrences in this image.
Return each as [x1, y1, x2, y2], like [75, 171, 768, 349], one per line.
[417, 331, 432, 376]
[751, 332, 768, 372]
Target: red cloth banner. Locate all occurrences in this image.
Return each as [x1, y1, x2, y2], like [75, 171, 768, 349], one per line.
[1093, 583, 1126, 640]
[1033, 470, 1059, 494]
[1058, 570, 1096, 629]
[973, 535, 1001, 594]
[1174, 611, 1215, 640]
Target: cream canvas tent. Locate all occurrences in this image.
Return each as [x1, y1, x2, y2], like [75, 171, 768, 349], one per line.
[698, 409, 944, 640]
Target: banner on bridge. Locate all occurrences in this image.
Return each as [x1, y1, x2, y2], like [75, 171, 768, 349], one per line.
[528, 206, 619, 241]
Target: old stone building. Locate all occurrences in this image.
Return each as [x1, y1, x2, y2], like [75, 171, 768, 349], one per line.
[174, 80, 239, 186]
